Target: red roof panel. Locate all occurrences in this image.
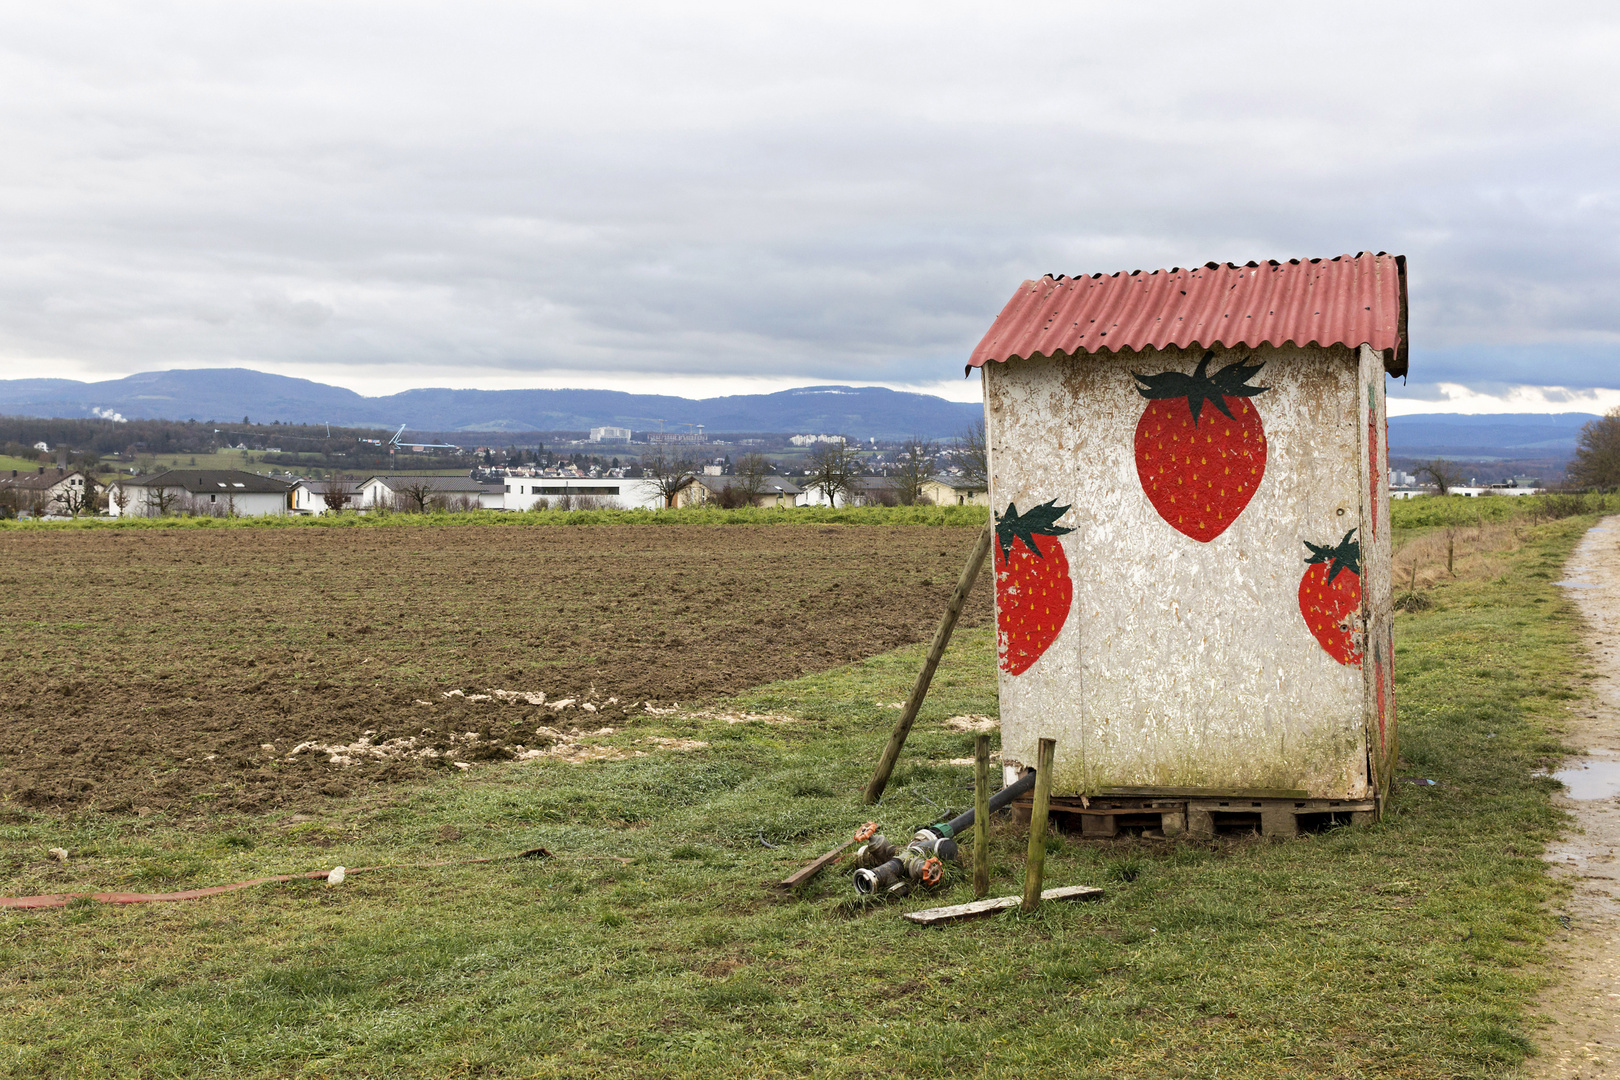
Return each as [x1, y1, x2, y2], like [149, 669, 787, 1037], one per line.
[968, 253, 1407, 377]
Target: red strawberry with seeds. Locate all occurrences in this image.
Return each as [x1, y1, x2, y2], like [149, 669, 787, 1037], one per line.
[1299, 529, 1363, 666]
[1133, 351, 1269, 542]
[994, 499, 1073, 675]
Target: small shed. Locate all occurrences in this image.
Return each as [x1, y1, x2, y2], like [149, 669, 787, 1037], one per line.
[969, 254, 1406, 837]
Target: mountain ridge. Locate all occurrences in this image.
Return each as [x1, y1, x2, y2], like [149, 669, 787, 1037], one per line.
[0, 367, 1602, 452]
[0, 368, 983, 440]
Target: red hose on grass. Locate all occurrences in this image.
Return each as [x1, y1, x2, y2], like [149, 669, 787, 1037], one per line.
[0, 847, 551, 910]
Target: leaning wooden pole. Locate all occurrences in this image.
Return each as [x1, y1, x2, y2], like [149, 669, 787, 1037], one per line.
[972, 733, 991, 899]
[1020, 738, 1057, 914]
[864, 519, 994, 805]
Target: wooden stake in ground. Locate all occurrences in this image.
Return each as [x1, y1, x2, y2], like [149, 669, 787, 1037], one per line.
[864, 520, 994, 805]
[973, 733, 990, 899]
[1020, 738, 1056, 914]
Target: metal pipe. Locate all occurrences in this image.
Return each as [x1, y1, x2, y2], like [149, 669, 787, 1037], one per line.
[852, 770, 1039, 896]
[938, 768, 1037, 838]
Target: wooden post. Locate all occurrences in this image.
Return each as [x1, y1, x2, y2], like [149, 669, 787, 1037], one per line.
[1020, 738, 1056, 914]
[973, 733, 991, 899]
[864, 520, 994, 804]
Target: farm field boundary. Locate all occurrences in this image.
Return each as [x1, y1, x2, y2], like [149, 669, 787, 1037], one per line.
[1, 503, 992, 530]
[0, 513, 1605, 1077]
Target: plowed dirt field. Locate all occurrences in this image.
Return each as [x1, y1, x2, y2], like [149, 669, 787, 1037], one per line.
[0, 523, 990, 815]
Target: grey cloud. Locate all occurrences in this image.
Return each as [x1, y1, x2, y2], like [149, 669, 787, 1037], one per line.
[0, 2, 1617, 392]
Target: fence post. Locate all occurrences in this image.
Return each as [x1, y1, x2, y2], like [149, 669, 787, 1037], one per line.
[973, 733, 991, 899]
[1020, 738, 1057, 914]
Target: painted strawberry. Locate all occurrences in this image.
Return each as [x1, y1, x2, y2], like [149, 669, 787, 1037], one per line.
[1133, 352, 1269, 542]
[1300, 529, 1363, 666]
[994, 499, 1073, 675]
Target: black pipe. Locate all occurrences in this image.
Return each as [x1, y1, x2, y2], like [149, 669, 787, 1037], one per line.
[852, 770, 1038, 896]
[938, 767, 1037, 838]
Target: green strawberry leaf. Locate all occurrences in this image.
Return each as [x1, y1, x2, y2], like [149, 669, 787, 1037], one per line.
[996, 499, 1073, 560]
[1133, 351, 1269, 425]
[1303, 528, 1361, 583]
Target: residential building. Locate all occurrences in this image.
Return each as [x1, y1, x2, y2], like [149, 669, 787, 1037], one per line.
[290, 478, 365, 515]
[920, 474, 990, 507]
[504, 476, 663, 511]
[798, 475, 898, 508]
[358, 474, 504, 512]
[674, 475, 801, 509]
[0, 468, 99, 516]
[108, 470, 293, 517]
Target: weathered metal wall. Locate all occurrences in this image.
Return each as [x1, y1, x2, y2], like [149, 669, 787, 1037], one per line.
[1357, 343, 1397, 800]
[988, 342, 1387, 801]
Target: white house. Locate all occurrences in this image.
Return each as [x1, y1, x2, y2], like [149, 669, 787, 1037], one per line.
[289, 478, 365, 515]
[109, 470, 293, 517]
[920, 474, 990, 507]
[0, 468, 100, 516]
[358, 474, 504, 512]
[503, 476, 664, 510]
[797, 475, 897, 508]
[671, 475, 802, 508]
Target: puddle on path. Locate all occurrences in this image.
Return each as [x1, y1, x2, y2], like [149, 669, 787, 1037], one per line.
[1556, 581, 1600, 589]
[1553, 758, 1620, 800]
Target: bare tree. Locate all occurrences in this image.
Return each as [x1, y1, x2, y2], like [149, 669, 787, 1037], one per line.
[807, 439, 862, 507]
[320, 475, 354, 514]
[1568, 407, 1620, 490]
[892, 436, 936, 505]
[393, 477, 437, 513]
[148, 483, 183, 517]
[956, 418, 988, 489]
[110, 482, 130, 516]
[1415, 459, 1466, 496]
[642, 449, 695, 508]
[734, 452, 770, 507]
[55, 484, 97, 517]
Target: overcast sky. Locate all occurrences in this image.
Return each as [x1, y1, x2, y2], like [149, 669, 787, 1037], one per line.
[1, 1, 1617, 413]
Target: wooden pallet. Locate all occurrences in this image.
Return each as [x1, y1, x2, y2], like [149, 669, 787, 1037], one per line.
[1014, 793, 1377, 839]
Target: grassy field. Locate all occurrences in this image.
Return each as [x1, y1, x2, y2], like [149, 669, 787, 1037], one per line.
[0, 508, 1606, 1077]
[0, 454, 46, 474]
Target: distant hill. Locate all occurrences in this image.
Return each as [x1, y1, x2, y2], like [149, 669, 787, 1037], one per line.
[0, 368, 983, 441]
[1, 369, 1600, 453]
[1388, 412, 1597, 456]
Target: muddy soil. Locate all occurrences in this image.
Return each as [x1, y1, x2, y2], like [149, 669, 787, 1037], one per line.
[0, 523, 990, 816]
[1536, 517, 1620, 1079]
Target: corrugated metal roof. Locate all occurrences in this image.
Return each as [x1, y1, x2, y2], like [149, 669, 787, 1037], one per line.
[968, 253, 1408, 377]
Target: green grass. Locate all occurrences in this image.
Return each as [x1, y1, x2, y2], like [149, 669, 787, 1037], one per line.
[0, 454, 44, 473]
[1390, 491, 1620, 530]
[0, 515, 1603, 1077]
[0, 503, 991, 531]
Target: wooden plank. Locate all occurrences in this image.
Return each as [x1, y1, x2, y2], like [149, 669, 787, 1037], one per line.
[776, 840, 852, 890]
[864, 521, 993, 804]
[903, 885, 1104, 926]
[1098, 785, 1310, 799]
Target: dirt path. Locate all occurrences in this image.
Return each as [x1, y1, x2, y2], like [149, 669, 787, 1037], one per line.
[1535, 516, 1620, 1078]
